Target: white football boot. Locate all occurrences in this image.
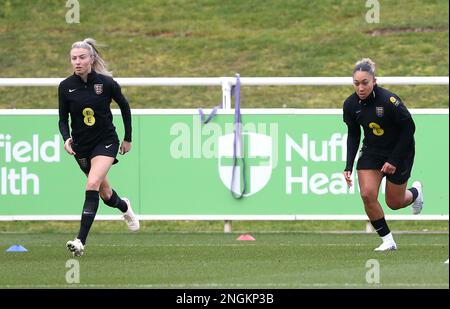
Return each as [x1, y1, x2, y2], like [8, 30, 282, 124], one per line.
[374, 241, 397, 251]
[66, 238, 84, 257]
[374, 233, 397, 251]
[122, 198, 140, 232]
[411, 181, 424, 215]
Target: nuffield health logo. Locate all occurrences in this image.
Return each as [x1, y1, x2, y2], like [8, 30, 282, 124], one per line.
[218, 132, 272, 197]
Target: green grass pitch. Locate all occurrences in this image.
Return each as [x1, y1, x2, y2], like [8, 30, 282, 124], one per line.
[1, 231, 448, 288]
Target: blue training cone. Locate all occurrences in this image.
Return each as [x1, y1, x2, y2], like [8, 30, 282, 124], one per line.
[6, 245, 28, 252]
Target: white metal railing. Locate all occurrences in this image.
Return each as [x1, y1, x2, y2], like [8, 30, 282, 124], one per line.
[0, 76, 448, 109]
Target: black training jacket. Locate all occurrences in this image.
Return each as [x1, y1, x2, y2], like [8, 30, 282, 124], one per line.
[58, 70, 132, 152]
[343, 84, 415, 171]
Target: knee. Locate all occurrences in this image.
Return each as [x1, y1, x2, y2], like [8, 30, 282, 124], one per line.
[86, 179, 102, 191]
[99, 187, 112, 201]
[360, 192, 377, 206]
[385, 197, 403, 210]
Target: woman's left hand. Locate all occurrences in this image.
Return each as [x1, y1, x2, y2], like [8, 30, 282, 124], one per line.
[120, 140, 132, 155]
[381, 162, 396, 174]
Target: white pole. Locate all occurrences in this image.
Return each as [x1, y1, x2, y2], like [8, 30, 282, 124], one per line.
[366, 221, 375, 233]
[221, 77, 233, 109]
[224, 220, 232, 233]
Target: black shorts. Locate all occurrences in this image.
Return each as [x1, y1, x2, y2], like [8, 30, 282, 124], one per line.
[356, 150, 415, 185]
[73, 142, 119, 174]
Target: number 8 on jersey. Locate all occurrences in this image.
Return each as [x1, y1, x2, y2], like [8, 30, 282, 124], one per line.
[83, 107, 95, 126]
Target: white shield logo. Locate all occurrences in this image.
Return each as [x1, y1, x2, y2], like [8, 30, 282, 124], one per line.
[94, 84, 103, 95]
[218, 132, 272, 197]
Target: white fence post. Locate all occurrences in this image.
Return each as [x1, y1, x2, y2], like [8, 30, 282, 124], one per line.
[366, 221, 375, 233]
[221, 77, 234, 109]
[224, 220, 232, 233]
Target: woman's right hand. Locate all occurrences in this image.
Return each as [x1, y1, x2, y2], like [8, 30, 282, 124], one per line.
[64, 137, 76, 155]
[343, 171, 353, 187]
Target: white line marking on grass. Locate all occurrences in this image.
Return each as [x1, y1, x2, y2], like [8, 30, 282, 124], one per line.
[89, 243, 450, 247]
[1, 231, 448, 235]
[1, 283, 448, 288]
[33, 243, 448, 248]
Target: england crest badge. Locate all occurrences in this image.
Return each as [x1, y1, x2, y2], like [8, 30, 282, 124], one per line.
[376, 106, 384, 117]
[94, 84, 103, 95]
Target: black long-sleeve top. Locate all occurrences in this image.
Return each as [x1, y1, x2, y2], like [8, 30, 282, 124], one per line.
[58, 70, 132, 153]
[343, 84, 415, 171]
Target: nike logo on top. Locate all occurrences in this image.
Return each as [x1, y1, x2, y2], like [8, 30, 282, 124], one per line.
[69, 89, 77, 92]
[105, 144, 113, 149]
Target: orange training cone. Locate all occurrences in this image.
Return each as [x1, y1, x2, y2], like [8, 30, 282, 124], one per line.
[237, 234, 255, 241]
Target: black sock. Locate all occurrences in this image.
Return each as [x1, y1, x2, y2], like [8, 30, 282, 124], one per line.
[370, 217, 391, 237]
[408, 187, 419, 202]
[77, 190, 99, 245]
[101, 189, 128, 213]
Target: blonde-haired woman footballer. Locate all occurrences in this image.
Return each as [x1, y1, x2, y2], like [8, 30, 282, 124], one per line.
[58, 38, 140, 257]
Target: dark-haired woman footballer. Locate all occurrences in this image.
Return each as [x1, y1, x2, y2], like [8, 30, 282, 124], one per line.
[343, 58, 423, 252]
